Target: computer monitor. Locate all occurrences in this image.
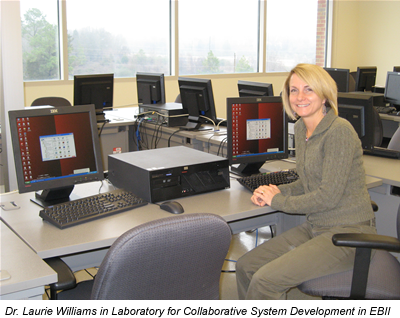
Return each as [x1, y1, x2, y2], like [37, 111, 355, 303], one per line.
[237, 80, 274, 97]
[354, 67, 377, 92]
[178, 77, 218, 131]
[393, 66, 400, 72]
[384, 71, 400, 111]
[227, 96, 289, 176]
[8, 105, 104, 207]
[136, 72, 166, 105]
[337, 93, 375, 150]
[73, 74, 114, 121]
[324, 68, 350, 92]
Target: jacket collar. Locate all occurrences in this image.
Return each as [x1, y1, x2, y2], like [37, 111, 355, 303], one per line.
[296, 107, 337, 138]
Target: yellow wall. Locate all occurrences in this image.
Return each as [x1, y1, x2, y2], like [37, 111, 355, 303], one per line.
[24, 1, 400, 118]
[331, 0, 400, 86]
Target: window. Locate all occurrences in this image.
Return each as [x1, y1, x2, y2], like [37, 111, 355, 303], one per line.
[20, 0, 61, 81]
[19, 1, 329, 81]
[266, 0, 327, 71]
[179, 0, 259, 75]
[66, 0, 170, 78]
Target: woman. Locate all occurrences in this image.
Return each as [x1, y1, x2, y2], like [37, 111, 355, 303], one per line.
[236, 63, 376, 300]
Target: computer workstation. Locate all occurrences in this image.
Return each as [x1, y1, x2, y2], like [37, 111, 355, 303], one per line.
[73, 74, 114, 122]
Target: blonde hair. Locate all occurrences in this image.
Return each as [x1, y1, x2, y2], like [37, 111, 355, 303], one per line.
[282, 63, 338, 120]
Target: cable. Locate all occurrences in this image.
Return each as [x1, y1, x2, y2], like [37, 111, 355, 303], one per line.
[217, 137, 227, 157]
[98, 120, 109, 137]
[167, 130, 180, 147]
[206, 134, 215, 153]
[136, 117, 144, 151]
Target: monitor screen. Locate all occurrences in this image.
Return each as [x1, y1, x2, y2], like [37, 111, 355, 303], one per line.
[227, 96, 288, 176]
[8, 105, 104, 207]
[73, 74, 114, 120]
[324, 68, 349, 92]
[136, 72, 166, 105]
[337, 93, 375, 150]
[354, 67, 377, 92]
[178, 77, 217, 131]
[238, 80, 274, 97]
[384, 71, 400, 111]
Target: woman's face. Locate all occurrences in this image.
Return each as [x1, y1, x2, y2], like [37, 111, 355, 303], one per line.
[289, 74, 326, 122]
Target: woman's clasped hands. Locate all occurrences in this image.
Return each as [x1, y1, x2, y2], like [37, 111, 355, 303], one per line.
[251, 184, 281, 207]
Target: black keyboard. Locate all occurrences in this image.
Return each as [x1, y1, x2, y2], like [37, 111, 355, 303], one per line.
[237, 169, 300, 192]
[375, 106, 397, 114]
[39, 189, 147, 229]
[363, 147, 400, 159]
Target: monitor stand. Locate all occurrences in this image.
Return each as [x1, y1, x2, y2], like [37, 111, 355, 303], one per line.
[31, 185, 76, 208]
[231, 162, 264, 177]
[179, 120, 212, 131]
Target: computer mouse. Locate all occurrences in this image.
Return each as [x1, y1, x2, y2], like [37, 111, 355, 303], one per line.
[159, 201, 184, 214]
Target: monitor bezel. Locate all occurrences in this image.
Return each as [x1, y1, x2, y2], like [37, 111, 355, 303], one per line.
[136, 72, 166, 105]
[227, 96, 289, 176]
[384, 71, 400, 110]
[354, 66, 377, 92]
[237, 80, 274, 97]
[73, 73, 114, 113]
[8, 105, 104, 198]
[324, 67, 350, 93]
[178, 77, 218, 129]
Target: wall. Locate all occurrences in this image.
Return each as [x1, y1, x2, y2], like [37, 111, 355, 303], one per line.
[331, 0, 400, 86]
[357, 0, 400, 85]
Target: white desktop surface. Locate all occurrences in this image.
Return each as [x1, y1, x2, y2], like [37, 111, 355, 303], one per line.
[0, 221, 56, 299]
[0, 180, 274, 260]
[363, 155, 400, 187]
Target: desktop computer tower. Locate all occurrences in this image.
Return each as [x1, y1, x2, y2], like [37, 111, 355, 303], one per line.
[138, 103, 187, 127]
[108, 146, 230, 203]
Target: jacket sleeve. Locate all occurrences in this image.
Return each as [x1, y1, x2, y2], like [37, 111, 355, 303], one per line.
[271, 125, 359, 215]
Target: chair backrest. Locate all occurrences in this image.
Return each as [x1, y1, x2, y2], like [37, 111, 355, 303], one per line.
[90, 213, 232, 300]
[388, 127, 400, 151]
[31, 97, 72, 107]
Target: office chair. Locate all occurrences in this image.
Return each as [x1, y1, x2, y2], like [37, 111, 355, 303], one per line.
[31, 97, 72, 107]
[54, 213, 232, 300]
[387, 126, 400, 151]
[298, 204, 400, 299]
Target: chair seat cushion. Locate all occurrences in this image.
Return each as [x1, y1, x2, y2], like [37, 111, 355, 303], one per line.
[298, 250, 400, 299]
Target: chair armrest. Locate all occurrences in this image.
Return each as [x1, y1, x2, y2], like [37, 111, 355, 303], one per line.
[44, 257, 76, 291]
[333, 233, 400, 252]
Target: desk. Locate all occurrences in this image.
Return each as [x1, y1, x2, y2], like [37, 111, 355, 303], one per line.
[362, 155, 400, 242]
[0, 221, 56, 300]
[0, 179, 289, 272]
[98, 109, 138, 169]
[0, 163, 383, 269]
